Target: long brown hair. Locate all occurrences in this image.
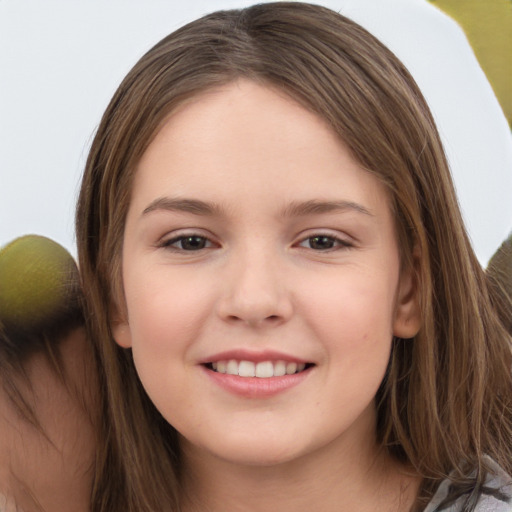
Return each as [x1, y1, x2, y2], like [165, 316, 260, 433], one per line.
[76, 3, 512, 511]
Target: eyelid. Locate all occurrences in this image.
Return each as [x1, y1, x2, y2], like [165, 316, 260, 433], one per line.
[155, 228, 355, 252]
[294, 229, 355, 250]
[157, 229, 219, 251]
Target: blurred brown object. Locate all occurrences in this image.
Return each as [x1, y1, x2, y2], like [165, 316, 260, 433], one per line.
[487, 232, 512, 332]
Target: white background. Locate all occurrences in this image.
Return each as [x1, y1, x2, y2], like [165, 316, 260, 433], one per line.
[1, 0, 511, 264]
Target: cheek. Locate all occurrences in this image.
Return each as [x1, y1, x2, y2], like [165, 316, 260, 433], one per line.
[123, 266, 214, 359]
[298, 266, 397, 362]
[123, 269, 216, 421]
[301, 270, 397, 423]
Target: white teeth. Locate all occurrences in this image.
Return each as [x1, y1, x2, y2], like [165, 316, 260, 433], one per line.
[226, 359, 238, 375]
[286, 362, 297, 375]
[273, 360, 286, 376]
[210, 359, 309, 378]
[255, 361, 274, 378]
[238, 360, 256, 377]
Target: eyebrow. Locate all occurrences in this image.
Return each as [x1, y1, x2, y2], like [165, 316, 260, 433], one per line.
[142, 197, 373, 218]
[282, 199, 374, 217]
[142, 197, 222, 216]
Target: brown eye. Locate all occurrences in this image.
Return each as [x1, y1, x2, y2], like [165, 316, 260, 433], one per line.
[298, 235, 352, 251]
[308, 236, 336, 250]
[180, 236, 207, 250]
[164, 235, 211, 251]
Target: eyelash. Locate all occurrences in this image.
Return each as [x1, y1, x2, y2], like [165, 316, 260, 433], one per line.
[297, 234, 353, 251]
[159, 232, 353, 252]
[159, 234, 216, 252]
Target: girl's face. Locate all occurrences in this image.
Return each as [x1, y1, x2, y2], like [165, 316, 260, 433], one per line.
[113, 80, 420, 468]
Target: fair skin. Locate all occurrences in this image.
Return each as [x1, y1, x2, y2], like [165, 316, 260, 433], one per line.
[113, 80, 422, 511]
[0, 328, 96, 512]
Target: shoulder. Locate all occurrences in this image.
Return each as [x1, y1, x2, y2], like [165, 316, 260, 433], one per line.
[425, 457, 512, 512]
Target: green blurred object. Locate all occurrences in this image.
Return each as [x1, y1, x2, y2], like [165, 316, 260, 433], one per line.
[0, 235, 83, 353]
[429, 0, 512, 128]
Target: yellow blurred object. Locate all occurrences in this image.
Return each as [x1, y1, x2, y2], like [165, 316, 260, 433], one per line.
[429, 0, 512, 127]
[0, 235, 81, 334]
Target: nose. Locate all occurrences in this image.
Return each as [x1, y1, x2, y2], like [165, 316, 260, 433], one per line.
[216, 248, 293, 327]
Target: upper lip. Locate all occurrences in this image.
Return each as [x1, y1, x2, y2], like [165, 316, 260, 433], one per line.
[199, 349, 311, 365]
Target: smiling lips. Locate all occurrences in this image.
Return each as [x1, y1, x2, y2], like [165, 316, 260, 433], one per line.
[210, 360, 308, 378]
[203, 354, 313, 398]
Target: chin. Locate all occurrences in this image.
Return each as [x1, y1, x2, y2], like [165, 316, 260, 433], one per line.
[183, 429, 310, 468]
[218, 447, 303, 468]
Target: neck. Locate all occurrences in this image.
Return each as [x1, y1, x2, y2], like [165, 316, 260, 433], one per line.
[179, 414, 420, 512]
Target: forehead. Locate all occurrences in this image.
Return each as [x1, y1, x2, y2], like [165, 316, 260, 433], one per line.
[130, 80, 391, 218]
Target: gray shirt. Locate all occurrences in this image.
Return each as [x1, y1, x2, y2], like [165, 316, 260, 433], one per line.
[425, 458, 512, 512]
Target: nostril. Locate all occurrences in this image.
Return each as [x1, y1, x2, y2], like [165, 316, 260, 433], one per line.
[226, 314, 243, 323]
[224, 314, 283, 326]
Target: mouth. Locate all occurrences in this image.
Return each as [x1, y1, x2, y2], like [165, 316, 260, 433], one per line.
[204, 360, 315, 378]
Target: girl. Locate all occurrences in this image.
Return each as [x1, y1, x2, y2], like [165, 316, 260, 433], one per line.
[76, 2, 512, 511]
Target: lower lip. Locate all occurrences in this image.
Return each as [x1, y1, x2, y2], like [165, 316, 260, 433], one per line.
[202, 366, 312, 398]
